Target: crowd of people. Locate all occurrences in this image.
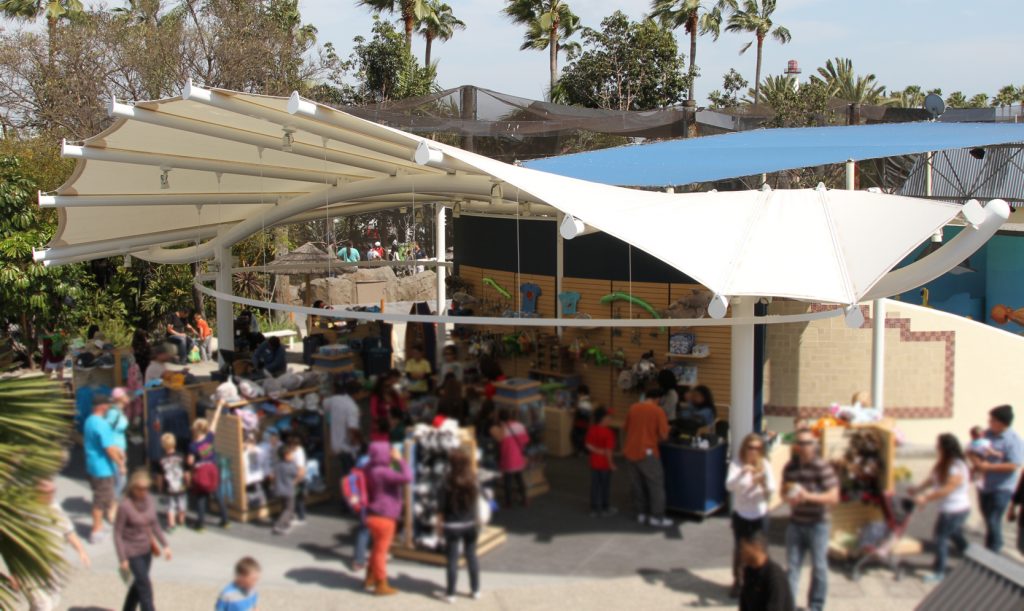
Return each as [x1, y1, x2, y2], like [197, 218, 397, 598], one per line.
[42, 326, 1024, 610]
[336, 239, 426, 264]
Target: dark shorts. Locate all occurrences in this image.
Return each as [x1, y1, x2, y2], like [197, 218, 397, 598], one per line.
[90, 476, 115, 511]
[731, 512, 768, 542]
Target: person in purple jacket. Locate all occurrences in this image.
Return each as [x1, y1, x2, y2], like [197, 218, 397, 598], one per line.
[364, 441, 412, 596]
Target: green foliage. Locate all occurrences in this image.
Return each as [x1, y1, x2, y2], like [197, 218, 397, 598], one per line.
[967, 92, 990, 108]
[349, 17, 437, 104]
[503, 0, 581, 91]
[554, 11, 691, 111]
[706, 67, 748, 108]
[810, 57, 887, 105]
[761, 78, 835, 128]
[416, 0, 465, 65]
[0, 353, 73, 607]
[993, 85, 1020, 107]
[650, 0, 726, 99]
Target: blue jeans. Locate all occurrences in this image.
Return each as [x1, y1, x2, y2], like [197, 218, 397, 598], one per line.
[590, 469, 611, 512]
[933, 510, 968, 575]
[786, 521, 829, 611]
[979, 490, 1013, 552]
[353, 518, 371, 566]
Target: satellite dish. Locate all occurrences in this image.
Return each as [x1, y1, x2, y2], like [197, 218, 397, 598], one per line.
[924, 93, 946, 119]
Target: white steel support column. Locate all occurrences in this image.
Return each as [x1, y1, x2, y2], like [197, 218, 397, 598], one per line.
[556, 213, 565, 338]
[215, 241, 235, 354]
[435, 203, 448, 363]
[871, 300, 886, 408]
[845, 159, 855, 190]
[730, 297, 756, 455]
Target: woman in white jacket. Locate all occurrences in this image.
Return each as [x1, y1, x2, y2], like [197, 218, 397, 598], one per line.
[726, 432, 776, 598]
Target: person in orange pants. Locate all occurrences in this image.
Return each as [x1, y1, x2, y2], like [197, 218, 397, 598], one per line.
[364, 441, 412, 595]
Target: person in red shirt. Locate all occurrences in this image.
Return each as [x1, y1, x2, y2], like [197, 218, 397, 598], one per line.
[586, 407, 618, 517]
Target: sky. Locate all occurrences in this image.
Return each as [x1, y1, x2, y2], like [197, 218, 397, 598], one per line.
[297, 0, 1021, 103]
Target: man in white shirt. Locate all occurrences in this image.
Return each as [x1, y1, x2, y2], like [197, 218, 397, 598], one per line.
[325, 379, 364, 481]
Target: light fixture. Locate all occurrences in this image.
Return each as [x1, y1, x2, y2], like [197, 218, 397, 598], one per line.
[159, 168, 170, 190]
[708, 294, 729, 319]
[490, 182, 503, 207]
[414, 141, 444, 166]
[914, 232, 975, 274]
[281, 127, 295, 152]
[844, 305, 865, 329]
[452, 203, 461, 218]
[559, 215, 597, 240]
[123, 254, 132, 268]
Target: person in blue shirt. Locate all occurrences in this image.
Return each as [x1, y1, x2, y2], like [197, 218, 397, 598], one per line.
[216, 556, 261, 611]
[108, 387, 132, 498]
[969, 404, 1024, 552]
[337, 241, 360, 263]
[252, 336, 287, 377]
[83, 395, 125, 544]
[677, 385, 717, 436]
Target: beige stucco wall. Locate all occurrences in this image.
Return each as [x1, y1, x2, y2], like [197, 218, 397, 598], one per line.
[764, 299, 1024, 446]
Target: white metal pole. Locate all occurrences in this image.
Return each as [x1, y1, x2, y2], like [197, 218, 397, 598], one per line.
[435, 203, 448, 363]
[730, 297, 756, 455]
[215, 241, 235, 354]
[555, 213, 565, 338]
[845, 159, 855, 190]
[871, 300, 885, 409]
[925, 151, 934, 198]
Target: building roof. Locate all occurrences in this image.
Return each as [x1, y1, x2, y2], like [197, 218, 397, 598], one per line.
[899, 144, 1024, 207]
[522, 122, 1024, 187]
[915, 545, 1024, 610]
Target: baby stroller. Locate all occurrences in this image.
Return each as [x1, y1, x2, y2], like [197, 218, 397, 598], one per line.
[850, 492, 917, 581]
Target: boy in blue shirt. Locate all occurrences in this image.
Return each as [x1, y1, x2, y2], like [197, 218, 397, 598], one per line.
[216, 556, 261, 611]
[83, 395, 125, 544]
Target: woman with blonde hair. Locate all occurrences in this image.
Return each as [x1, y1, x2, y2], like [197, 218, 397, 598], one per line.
[114, 470, 171, 611]
[187, 401, 228, 530]
[725, 432, 775, 598]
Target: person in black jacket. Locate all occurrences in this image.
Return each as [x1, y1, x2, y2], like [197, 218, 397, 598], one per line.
[739, 533, 794, 611]
[437, 448, 481, 603]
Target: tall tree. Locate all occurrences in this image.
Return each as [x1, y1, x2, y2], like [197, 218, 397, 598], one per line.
[723, 0, 791, 107]
[993, 84, 1020, 107]
[503, 0, 581, 96]
[553, 12, 690, 111]
[810, 57, 887, 104]
[649, 0, 725, 101]
[0, 359, 73, 608]
[417, 0, 465, 66]
[0, 0, 83, 49]
[888, 85, 923, 108]
[349, 17, 437, 104]
[357, 0, 429, 49]
[945, 91, 967, 108]
[967, 92, 989, 108]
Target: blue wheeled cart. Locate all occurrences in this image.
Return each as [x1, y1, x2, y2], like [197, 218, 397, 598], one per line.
[660, 440, 728, 517]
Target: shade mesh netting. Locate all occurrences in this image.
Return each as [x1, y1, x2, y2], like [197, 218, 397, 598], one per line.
[342, 86, 693, 162]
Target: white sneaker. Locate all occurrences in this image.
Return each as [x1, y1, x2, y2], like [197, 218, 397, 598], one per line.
[446, 596, 457, 604]
[636, 513, 647, 525]
[650, 517, 674, 528]
[293, 518, 307, 526]
[471, 592, 481, 600]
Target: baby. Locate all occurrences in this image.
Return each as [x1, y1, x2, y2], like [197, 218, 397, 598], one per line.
[966, 425, 1002, 489]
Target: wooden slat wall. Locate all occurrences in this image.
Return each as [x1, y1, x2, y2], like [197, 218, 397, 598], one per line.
[670, 283, 732, 417]
[453, 268, 734, 418]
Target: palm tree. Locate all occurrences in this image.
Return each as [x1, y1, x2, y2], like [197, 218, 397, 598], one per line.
[993, 84, 1020, 107]
[0, 0, 83, 57]
[889, 85, 924, 108]
[967, 93, 989, 108]
[746, 73, 795, 107]
[650, 0, 726, 101]
[945, 91, 967, 108]
[358, 0, 429, 48]
[503, 0, 581, 95]
[810, 57, 887, 104]
[723, 0, 791, 107]
[417, 0, 465, 66]
[0, 351, 73, 608]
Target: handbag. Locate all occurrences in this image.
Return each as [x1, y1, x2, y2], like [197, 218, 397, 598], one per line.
[192, 462, 219, 494]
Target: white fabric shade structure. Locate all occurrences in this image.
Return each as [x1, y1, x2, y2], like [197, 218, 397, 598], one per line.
[38, 82, 1012, 453]
[38, 81, 1008, 308]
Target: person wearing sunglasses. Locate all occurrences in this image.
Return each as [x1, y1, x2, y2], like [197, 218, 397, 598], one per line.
[726, 433, 776, 598]
[781, 429, 839, 611]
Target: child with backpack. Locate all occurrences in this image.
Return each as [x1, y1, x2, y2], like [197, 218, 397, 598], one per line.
[343, 454, 372, 572]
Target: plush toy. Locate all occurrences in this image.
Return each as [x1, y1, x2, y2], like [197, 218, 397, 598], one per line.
[664, 289, 711, 319]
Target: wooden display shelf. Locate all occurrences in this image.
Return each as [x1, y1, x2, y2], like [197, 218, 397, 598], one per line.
[665, 352, 709, 360]
[391, 525, 508, 566]
[543, 406, 574, 458]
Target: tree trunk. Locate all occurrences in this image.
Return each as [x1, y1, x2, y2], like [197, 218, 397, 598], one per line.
[688, 14, 698, 101]
[424, 34, 433, 66]
[549, 28, 559, 98]
[273, 227, 291, 323]
[753, 36, 764, 108]
[403, 8, 415, 49]
[46, 16, 57, 63]
[191, 261, 204, 313]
